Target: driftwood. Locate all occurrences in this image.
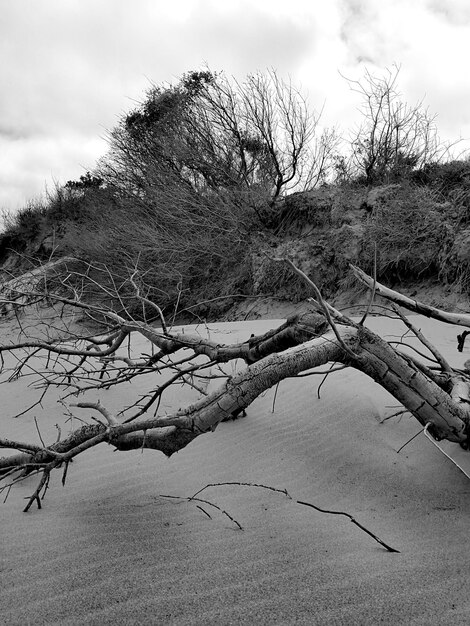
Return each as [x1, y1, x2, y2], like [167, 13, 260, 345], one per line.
[351, 265, 470, 328]
[0, 260, 469, 510]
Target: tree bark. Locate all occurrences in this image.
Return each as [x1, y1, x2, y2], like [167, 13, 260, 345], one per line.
[351, 265, 470, 328]
[2, 260, 470, 494]
[2, 320, 469, 475]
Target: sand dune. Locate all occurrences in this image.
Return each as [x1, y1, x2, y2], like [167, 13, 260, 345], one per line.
[1, 317, 470, 625]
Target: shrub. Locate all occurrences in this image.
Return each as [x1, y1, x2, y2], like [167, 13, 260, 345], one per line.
[57, 182, 252, 319]
[413, 160, 470, 225]
[0, 200, 46, 259]
[361, 183, 451, 282]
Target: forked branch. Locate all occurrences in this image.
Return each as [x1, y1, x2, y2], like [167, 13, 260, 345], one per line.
[1, 260, 470, 513]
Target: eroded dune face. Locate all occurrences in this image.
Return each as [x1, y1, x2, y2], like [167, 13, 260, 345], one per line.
[1, 316, 469, 625]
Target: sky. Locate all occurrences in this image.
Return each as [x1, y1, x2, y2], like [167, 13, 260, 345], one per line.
[1, 0, 470, 212]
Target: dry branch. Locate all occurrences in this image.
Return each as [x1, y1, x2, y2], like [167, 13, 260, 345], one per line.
[1, 260, 470, 511]
[296, 500, 400, 553]
[162, 481, 399, 552]
[351, 265, 470, 327]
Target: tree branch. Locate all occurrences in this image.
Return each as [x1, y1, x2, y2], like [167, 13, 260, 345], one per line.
[351, 265, 470, 327]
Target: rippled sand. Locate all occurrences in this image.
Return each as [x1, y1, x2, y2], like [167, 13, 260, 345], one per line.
[1, 317, 469, 625]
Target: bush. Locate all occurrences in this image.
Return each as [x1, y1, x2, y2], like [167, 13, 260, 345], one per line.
[361, 183, 451, 282]
[414, 159, 470, 190]
[0, 201, 46, 259]
[57, 182, 252, 319]
[413, 160, 470, 225]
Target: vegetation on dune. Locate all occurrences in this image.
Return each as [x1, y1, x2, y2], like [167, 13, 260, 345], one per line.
[1, 65, 470, 319]
[1, 66, 470, 518]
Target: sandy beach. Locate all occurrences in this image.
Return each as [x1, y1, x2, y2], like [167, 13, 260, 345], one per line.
[1, 316, 470, 625]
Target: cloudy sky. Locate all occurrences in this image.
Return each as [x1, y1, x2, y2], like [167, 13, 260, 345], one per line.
[1, 0, 470, 212]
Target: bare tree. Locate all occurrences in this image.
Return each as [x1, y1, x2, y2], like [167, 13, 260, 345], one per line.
[0, 259, 469, 512]
[100, 69, 338, 216]
[230, 70, 338, 202]
[345, 65, 454, 184]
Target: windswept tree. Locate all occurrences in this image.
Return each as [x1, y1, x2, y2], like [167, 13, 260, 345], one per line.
[193, 69, 338, 204]
[64, 70, 337, 317]
[100, 68, 337, 217]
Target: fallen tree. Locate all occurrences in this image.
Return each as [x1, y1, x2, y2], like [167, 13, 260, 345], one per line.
[0, 259, 469, 511]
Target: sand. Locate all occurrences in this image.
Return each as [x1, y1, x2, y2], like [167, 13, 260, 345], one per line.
[1, 316, 470, 625]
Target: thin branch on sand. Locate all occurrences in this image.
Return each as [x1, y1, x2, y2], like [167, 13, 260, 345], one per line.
[296, 499, 400, 553]
[160, 493, 244, 530]
[162, 482, 399, 553]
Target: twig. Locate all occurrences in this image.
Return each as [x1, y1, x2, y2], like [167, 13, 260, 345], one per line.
[359, 242, 377, 325]
[61, 461, 70, 487]
[34, 416, 46, 448]
[24, 466, 56, 512]
[272, 382, 280, 413]
[191, 482, 292, 500]
[274, 257, 358, 360]
[196, 505, 212, 519]
[392, 305, 452, 373]
[396, 429, 423, 453]
[191, 496, 244, 530]
[296, 500, 400, 553]
[424, 423, 470, 480]
[388, 340, 440, 365]
[160, 493, 243, 530]
[129, 268, 168, 335]
[380, 408, 409, 423]
[317, 362, 337, 399]
[12, 387, 48, 419]
[122, 362, 204, 423]
[164, 482, 398, 553]
[2, 484, 12, 503]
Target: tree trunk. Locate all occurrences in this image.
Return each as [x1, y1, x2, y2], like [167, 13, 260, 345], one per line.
[2, 321, 468, 474]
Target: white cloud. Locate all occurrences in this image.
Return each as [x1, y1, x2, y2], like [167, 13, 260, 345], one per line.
[0, 0, 469, 211]
[426, 0, 470, 25]
[334, 0, 470, 143]
[0, 134, 107, 210]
